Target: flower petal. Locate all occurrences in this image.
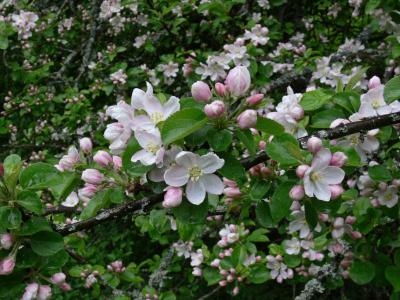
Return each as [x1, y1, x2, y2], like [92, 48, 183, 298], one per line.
[303, 170, 314, 197]
[134, 129, 162, 149]
[186, 180, 206, 205]
[200, 174, 224, 195]
[131, 87, 145, 109]
[320, 166, 345, 185]
[313, 180, 331, 201]
[162, 96, 180, 119]
[175, 151, 199, 168]
[164, 165, 189, 186]
[198, 153, 225, 174]
[131, 115, 155, 131]
[311, 148, 331, 170]
[131, 149, 155, 166]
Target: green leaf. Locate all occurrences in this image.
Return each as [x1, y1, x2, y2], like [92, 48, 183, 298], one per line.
[270, 183, 293, 223]
[247, 228, 269, 242]
[284, 255, 301, 268]
[3, 154, 22, 190]
[30, 231, 64, 256]
[384, 76, 400, 103]
[122, 137, 153, 177]
[173, 200, 208, 224]
[256, 117, 285, 135]
[19, 163, 59, 189]
[16, 191, 43, 214]
[80, 189, 113, 220]
[266, 133, 303, 166]
[386, 266, 400, 292]
[310, 108, 346, 128]
[394, 249, 400, 266]
[218, 152, 247, 184]
[256, 201, 274, 228]
[161, 108, 207, 145]
[333, 91, 360, 113]
[350, 260, 376, 285]
[345, 67, 369, 91]
[19, 217, 52, 236]
[304, 200, 318, 228]
[248, 265, 270, 284]
[300, 89, 334, 111]
[46, 172, 80, 201]
[236, 129, 256, 157]
[207, 128, 232, 152]
[203, 267, 223, 285]
[250, 179, 270, 201]
[0, 207, 22, 230]
[231, 245, 247, 267]
[368, 165, 392, 182]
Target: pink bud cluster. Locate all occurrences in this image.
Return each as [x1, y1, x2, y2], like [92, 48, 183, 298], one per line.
[55, 146, 80, 172]
[21, 283, 52, 300]
[249, 163, 272, 178]
[50, 272, 71, 291]
[81, 270, 99, 288]
[107, 260, 125, 273]
[266, 255, 293, 283]
[0, 233, 14, 250]
[217, 223, 248, 248]
[163, 186, 183, 208]
[223, 178, 241, 205]
[331, 216, 361, 240]
[0, 256, 15, 275]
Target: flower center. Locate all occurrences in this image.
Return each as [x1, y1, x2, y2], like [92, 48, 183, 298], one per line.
[151, 112, 164, 124]
[310, 171, 322, 182]
[384, 192, 393, 201]
[188, 166, 203, 181]
[146, 143, 159, 154]
[349, 134, 359, 145]
[372, 99, 381, 108]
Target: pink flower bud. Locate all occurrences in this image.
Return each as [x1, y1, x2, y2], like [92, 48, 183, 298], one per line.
[0, 233, 14, 250]
[79, 137, 92, 154]
[162, 187, 183, 208]
[215, 83, 227, 97]
[81, 169, 104, 185]
[333, 217, 344, 228]
[225, 66, 251, 97]
[391, 179, 400, 187]
[290, 105, 304, 120]
[93, 150, 113, 167]
[38, 285, 52, 300]
[370, 198, 380, 207]
[246, 94, 264, 105]
[22, 283, 39, 300]
[368, 76, 381, 90]
[112, 156, 122, 170]
[232, 287, 240, 296]
[223, 178, 237, 187]
[350, 231, 362, 239]
[347, 179, 356, 188]
[237, 109, 257, 129]
[289, 185, 305, 201]
[330, 152, 347, 167]
[226, 275, 234, 282]
[0, 256, 15, 275]
[192, 267, 202, 276]
[345, 216, 356, 224]
[318, 213, 329, 222]
[60, 283, 72, 292]
[259, 140, 266, 150]
[204, 100, 225, 119]
[210, 259, 220, 268]
[307, 136, 322, 153]
[296, 165, 310, 179]
[219, 280, 227, 287]
[191, 81, 212, 102]
[223, 187, 241, 199]
[330, 185, 344, 199]
[51, 272, 66, 284]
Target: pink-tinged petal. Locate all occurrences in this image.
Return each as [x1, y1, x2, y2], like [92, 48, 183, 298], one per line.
[313, 181, 331, 201]
[200, 174, 224, 195]
[198, 153, 225, 173]
[131, 87, 145, 109]
[360, 136, 379, 152]
[155, 148, 165, 167]
[163, 96, 180, 119]
[299, 225, 310, 239]
[131, 115, 154, 131]
[164, 165, 189, 186]
[143, 86, 163, 115]
[311, 149, 332, 170]
[303, 170, 314, 197]
[131, 149, 156, 166]
[175, 151, 199, 168]
[320, 166, 345, 185]
[377, 105, 391, 115]
[358, 103, 376, 118]
[186, 180, 206, 205]
[134, 129, 162, 149]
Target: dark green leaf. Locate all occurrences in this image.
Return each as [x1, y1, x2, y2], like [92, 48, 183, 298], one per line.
[16, 191, 43, 214]
[207, 128, 232, 152]
[350, 260, 376, 285]
[30, 231, 64, 256]
[384, 76, 400, 103]
[368, 165, 392, 182]
[236, 129, 256, 157]
[300, 89, 334, 111]
[256, 117, 285, 135]
[20, 217, 52, 236]
[270, 183, 293, 223]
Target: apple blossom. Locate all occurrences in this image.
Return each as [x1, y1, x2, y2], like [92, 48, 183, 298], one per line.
[237, 109, 257, 128]
[61, 192, 79, 207]
[289, 185, 305, 200]
[51, 272, 66, 285]
[246, 93, 264, 105]
[368, 76, 381, 90]
[163, 187, 183, 208]
[37, 285, 52, 300]
[93, 150, 113, 167]
[191, 81, 212, 102]
[204, 100, 225, 119]
[131, 129, 165, 166]
[0, 256, 15, 275]
[112, 155, 122, 170]
[303, 149, 345, 201]
[21, 283, 39, 300]
[225, 66, 251, 96]
[0, 233, 13, 250]
[164, 151, 224, 205]
[81, 169, 104, 185]
[296, 164, 310, 178]
[306, 136, 322, 153]
[79, 137, 92, 154]
[215, 82, 227, 96]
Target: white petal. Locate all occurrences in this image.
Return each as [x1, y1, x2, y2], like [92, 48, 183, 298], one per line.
[155, 148, 165, 167]
[164, 165, 189, 186]
[162, 96, 180, 119]
[377, 105, 392, 115]
[134, 129, 162, 149]
[303, 171, 314, 197]
[131, 115, 155, 131]
[131, 149, 156, 166]
[198, 153, 225, 174]
[320, 166, 345, 185]
[131, 88, 145, 109]
[311, 149, 331, 170]
[200, 174, 224, 195]
[313, 181, 331, 201]
[186, 180, 206, 205]
[360, 136, 379, 152]
[175, 151, 199, 168]
[62, 192, 79, 207]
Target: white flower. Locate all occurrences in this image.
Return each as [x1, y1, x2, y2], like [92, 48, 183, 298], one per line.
[11, 10, 38, 39]
[173, 241, 193, 258]
[244, 24, 269, 46]
[110, 69, 127, 85]
[133, 34, 147, 48]
[104, 122, 132, 154]
[288, 210, 310, 239]
[106, 100, 134, 125]
[303, 149, 345, 201]
[164, 151, 225, 205]
[131, 129, 164, 166]
[158, 61, 179, 78]
[358, 85, 392, 117]
[374, 185, 399, 208]
[148, 146, 181, 182]
[190, 249, 204, 267]
[61, 192, 79, 207]
[284, 237, 301, 255]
